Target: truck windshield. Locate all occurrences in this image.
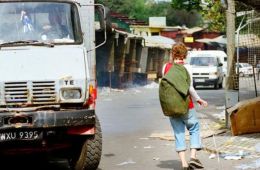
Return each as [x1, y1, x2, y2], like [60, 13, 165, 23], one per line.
[190, 56, 218, 66]
[0, 2, 82, 45]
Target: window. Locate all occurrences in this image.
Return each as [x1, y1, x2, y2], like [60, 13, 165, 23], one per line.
[151, 32, 159, 36]
[190, 56, 218, 66]
[0, 2, 82, 44]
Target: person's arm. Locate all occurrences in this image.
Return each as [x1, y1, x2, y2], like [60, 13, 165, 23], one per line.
[184, 64, 208, 107]
[162, 63, 167, 76]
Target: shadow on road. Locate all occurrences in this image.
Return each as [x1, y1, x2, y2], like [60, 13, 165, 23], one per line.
[1, 154, 69, 170]
[157, 159, 181, 169]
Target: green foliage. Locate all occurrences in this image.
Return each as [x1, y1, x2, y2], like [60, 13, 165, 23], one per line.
[171, 0, 226, 32]
[171, 0, 202, 11]
[201, 0, 226, 32]
[97, 0, 133, 15]
[167, 9, 201, 27]
[96, 0, 201, 27]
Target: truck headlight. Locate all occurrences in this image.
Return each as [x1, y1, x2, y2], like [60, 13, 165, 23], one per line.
[61, 89, 81, 99]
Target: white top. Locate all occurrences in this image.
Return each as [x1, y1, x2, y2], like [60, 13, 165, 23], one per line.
[162, 63, 201, 102]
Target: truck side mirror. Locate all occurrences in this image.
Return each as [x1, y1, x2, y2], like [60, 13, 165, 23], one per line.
[219, 63, 223, 67]
[95, 6, 112, 33]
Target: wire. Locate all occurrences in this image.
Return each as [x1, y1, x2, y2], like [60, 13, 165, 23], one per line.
[201, 117, 223, 170]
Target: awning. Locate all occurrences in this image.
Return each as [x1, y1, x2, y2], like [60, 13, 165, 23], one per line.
[142, 36, 176, 49]
[196, 35, 227, 47]
[113, 28, 143, 40]
[196, 34, 260, 47]
[196, 35, 226, 44]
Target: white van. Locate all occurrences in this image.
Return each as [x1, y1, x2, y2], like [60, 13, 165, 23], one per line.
[186, 50, 225, 89]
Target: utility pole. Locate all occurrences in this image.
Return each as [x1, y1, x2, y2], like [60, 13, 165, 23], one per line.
[225, 0, 238, 128]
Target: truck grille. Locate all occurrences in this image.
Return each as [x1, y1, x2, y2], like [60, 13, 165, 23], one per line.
[5, 82, 28, 104]
[32, 81, 56, 103]
[4, 81, 56, 105]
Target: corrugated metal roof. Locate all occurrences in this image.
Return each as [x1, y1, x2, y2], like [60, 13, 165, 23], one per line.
[181, 27, 204, 34]
[130, 25, 183, 30]
[113, 29, 176, 49]
[113, 28, 143, 39]
[142, 36, 176, 49]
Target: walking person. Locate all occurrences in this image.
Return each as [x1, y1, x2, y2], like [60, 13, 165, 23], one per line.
[161, 43, 208, 170]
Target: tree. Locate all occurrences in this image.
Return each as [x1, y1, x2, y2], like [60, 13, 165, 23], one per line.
[171, 0, 226, 32]
[171, 0, 202, 11]
[201, 0, 226, 32]
[167, 8, 201, 27]
[97, 0, 201, 27]
[97, 0, 149, 21]
[97, 0, 134, 15]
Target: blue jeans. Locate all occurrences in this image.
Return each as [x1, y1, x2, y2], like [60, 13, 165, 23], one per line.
[169, 108, 202, 152]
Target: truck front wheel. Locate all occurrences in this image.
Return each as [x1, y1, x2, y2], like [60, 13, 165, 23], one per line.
[69, 116, 102, 170]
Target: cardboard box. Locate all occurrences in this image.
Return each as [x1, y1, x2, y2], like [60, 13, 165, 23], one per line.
[227, 97, 260, 136]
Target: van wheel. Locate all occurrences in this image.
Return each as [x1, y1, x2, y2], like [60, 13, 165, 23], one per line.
[219, 80, 223, 89]
[219, 82, 223, 89]
[214, 81, 219, 89]
[69, 116, 102, 170]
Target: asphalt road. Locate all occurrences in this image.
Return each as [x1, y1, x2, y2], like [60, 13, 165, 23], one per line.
[4, 83, 253, 170]
[96, 84, 234, 170]
[96, 84, 256, 170]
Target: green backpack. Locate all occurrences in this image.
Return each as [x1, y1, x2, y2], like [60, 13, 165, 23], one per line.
[159, 63, 191, 117]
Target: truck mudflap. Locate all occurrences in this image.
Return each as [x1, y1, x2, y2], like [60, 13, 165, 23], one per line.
[0, 109, 95, 129]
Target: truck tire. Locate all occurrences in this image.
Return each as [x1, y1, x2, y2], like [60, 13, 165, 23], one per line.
[70, 116, 102, 170]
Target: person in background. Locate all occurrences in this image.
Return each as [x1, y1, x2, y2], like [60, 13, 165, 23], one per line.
[21, 10, 33, 33]
[162, 42, 208, 170]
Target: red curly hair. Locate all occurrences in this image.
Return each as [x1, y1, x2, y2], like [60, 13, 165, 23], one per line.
[171, 42, 188, 60]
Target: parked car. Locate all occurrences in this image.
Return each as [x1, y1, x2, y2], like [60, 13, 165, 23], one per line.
[257, 62, 260, 80]
[236, 63, 253, 77]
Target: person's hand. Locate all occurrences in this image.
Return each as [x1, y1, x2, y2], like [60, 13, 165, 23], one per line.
[21, 11, 26, 17]
[197, 99, 208, 107]
[42, 25, 52, 31]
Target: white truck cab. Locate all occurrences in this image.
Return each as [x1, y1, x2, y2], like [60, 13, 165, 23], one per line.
[187, 50, 225, 89]
[0, 0, 106, 169]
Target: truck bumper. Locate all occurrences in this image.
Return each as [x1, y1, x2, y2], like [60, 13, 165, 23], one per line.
[0, 109, 96, 154]
[0, 109, 95, 129]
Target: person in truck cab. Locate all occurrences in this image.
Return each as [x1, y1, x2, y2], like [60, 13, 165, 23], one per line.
[41, 9, 69, 40]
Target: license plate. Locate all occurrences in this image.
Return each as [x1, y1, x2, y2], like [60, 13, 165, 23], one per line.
[195, 79, 205, 82]
[0, 131, 40, 141]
